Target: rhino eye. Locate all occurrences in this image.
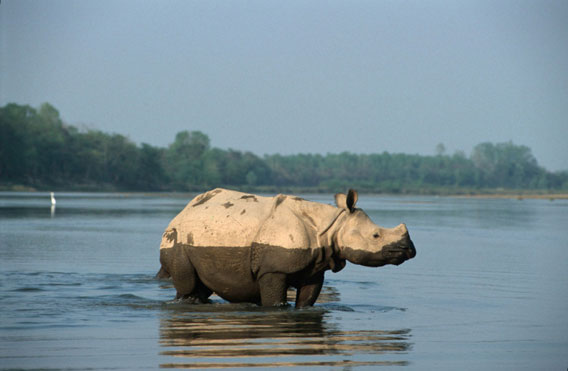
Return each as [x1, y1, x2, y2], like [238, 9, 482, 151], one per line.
[373, 233, 380, 239]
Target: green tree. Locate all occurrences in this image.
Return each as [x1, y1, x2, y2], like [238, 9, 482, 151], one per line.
[471, 141, 545, 188]
[2, 102, 566, 192]
[135, 143, 166, 190]
[163, 131, 211, 189]
[0, 104, 34, 180]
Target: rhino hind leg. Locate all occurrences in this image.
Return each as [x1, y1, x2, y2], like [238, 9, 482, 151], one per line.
[177, 276, 213, 304]
[162, 245, 212, 303]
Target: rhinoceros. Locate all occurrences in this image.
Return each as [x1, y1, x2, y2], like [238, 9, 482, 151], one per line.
[157, 188, 416, 307]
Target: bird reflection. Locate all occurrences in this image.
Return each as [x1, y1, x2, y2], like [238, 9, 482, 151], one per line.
[159, 286, 412, 368]
[50, 192, 56, 218]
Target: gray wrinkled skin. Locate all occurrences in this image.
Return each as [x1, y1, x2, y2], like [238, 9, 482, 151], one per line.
[157, 188, 416, 307]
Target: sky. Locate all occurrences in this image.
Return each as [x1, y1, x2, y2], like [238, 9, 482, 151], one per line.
[1, 0, 567, 171]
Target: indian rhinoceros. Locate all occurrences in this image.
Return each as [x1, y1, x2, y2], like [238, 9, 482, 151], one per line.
[157, 188, 416, 307]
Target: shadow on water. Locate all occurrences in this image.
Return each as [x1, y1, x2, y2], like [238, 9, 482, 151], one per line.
[158, 290, 412, 368]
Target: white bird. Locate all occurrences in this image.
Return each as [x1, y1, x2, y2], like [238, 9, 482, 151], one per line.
[50, 192, 56, 206]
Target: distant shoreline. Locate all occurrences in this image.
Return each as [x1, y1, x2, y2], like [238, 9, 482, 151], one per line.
[454, 193, 568, 200]
[2, 183, 568, 200]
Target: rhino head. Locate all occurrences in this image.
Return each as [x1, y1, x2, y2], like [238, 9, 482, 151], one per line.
[334, 190, 416, 267]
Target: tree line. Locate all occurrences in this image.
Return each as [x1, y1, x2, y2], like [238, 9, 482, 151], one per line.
[1, 103, 567, 193]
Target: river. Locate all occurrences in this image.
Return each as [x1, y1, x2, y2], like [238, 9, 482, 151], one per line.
[1, 191, 566, 370]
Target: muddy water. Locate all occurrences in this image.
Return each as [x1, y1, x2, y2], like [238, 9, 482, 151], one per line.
[1, 192, 566, 369]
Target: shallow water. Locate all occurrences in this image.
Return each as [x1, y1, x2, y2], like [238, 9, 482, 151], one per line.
[0, 192, 567, 370]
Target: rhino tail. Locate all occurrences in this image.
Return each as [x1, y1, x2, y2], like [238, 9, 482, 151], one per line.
[155, 265, 171, 279]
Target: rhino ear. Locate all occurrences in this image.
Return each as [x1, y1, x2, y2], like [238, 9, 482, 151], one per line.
[346, 189, 358, 212]
[335, 189, 358, 213]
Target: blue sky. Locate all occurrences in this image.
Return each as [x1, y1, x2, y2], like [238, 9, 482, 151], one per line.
[1, 0, 567, 170]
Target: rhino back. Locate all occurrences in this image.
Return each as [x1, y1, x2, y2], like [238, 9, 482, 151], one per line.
[167, 188, 273, 247]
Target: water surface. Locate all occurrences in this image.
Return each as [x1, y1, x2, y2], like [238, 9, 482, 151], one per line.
[1, 192, 567, 369]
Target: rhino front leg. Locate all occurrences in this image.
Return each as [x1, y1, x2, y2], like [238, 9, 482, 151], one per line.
[258, 273, 289, 307]
[295, 271, 324, 308]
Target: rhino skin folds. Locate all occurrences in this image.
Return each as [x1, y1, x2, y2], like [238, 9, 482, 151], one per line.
[158, 188, 416, 307]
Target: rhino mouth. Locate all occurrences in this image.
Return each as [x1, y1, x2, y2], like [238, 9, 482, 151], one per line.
[342, 239, 416, 267]
[382, 240, 416, 265]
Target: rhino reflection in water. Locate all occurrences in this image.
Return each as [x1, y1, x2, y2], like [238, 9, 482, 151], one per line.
[159, 303, 412, 368]
[157, 188, 416, 307]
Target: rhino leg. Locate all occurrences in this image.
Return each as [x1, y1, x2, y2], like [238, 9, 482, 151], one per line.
[295, 271, 324, 308]
[177, 277, 212, 304]
[161, 245, 212, 303]
[258, 273, 289, 307]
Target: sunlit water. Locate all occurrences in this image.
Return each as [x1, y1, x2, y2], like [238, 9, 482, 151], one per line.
[1, 192, 566, 370]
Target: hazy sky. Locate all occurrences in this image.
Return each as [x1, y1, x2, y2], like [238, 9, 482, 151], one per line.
[2, 0, 567, 170]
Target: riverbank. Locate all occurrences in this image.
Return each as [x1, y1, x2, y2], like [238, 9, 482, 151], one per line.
[455, 193, 568, 200]
[2, 182, 568, 200]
